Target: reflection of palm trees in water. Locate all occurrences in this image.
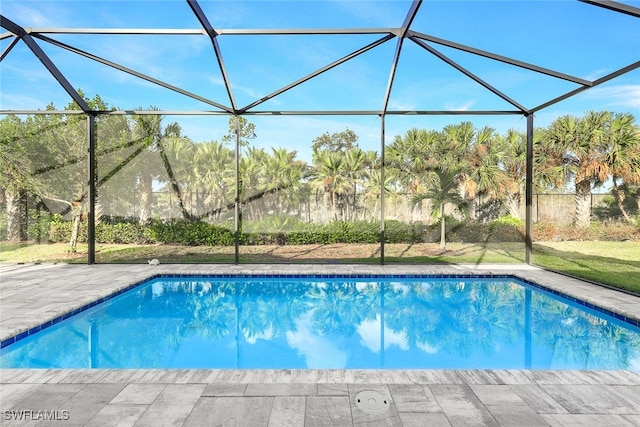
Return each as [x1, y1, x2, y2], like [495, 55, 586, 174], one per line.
[309, 281, 379, 336]
[4, 278, 640, 369]
[129, 279, 640, 369]
[531, 293, 640, 369]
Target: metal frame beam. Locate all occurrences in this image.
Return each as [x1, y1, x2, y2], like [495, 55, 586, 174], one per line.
[1, 36, 19, 61]
[2, 15, 90, 112]
[187, 0, 237, 111]
[525, 114, 534, 265]
[17, 27, 399, 36]
[233, 115, 241, 264]
[87, 115, 96, 264]
[409, 31, 592, 86]
[381, 0, 422, 114]
[0, 109, 525, 116]
[410, 37, 529, 113]
[579, 0, 640, 18]
[238, 34, 395, 113]
[531, 60, 640, 113]
[34, 34, 233, 113]
[380, 115, 386, 265]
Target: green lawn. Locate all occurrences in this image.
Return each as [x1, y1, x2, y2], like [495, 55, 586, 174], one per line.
[1, 240, 638, 294]
[532, 241, 640, 294]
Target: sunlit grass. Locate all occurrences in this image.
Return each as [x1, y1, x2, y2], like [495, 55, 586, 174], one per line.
[533, 241, 640, 294]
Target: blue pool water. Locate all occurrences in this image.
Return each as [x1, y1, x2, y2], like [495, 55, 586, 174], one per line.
[1, 276, 639, 370]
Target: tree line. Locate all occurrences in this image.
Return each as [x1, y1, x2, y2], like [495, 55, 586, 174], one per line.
[1, 93, 639, 249]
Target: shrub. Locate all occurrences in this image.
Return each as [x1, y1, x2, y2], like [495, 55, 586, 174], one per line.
[325, 221, 379, 243]
[27, 212, 61, 243]
[33, 215, 640, 247]
[384, 220, 425, 243]
[48, 218, 77, 243]
[285, 222, 331, 245]
[493, 214, 524, 228]
[148, 219, 234, 246]
[95, 222, 151, 244]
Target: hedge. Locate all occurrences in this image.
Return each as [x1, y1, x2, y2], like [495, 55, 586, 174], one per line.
[37, 214, 640, 246]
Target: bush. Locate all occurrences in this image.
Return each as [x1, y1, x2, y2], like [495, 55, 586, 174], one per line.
[285, 222, 331, 245]
[384, 220, 426, 243]
[325, 221, 379, 243]
[48, 218, 77, 243]
[493, 214, 524, 228]
[148, 219, 235, 246]
[30, 215, 640, 247]
[95, 222, 151, 244]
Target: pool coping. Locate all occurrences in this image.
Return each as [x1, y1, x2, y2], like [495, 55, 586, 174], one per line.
[2, 270, 640, 350]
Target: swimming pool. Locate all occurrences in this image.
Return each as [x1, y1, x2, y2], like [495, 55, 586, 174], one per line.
[1, 275, 639, 370]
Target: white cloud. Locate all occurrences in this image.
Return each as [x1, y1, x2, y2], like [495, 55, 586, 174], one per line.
[285, 311, 348, 368]
[356, 315, 408, 353]
[0, 91, 70, 111]
[444, 100, 475, 111]
[244, 326, 273, 345]
[584, 84, 640, 109]
[582, 68, 612, 81]
[3, 3, 61, 27]
[417, 342, 438, 354]
[388, 99, 417, 111]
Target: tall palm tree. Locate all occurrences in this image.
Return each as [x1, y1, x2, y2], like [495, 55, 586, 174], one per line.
[542, 112, 612, 228]
[604, 113, 640, 222]
[500, 129, 527, 219]
[131, 114, 162, 224]
[195, 140, 235, 220]
[497, 127, 563, 220]
[387, 128, 468, 249]
[239, 146, 267, 220]
[261, 148, 302, 212]
[158, 129, 195, 220]
[310, 149, 351, 221]
[412, 168, 469, 249]
[458, 125, 510, 219]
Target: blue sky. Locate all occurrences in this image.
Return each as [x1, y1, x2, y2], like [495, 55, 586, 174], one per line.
[1, 0, 639, 156]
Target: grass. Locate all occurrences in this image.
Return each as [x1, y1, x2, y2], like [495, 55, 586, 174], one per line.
[0, 242, 526, 264]
[1, 240, 639, 293]
[532, 241, 640, 294]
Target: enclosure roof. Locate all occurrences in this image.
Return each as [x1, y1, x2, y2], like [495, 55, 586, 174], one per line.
[1, 0, 639, 117]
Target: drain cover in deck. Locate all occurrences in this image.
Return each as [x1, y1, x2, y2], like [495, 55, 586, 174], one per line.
[354, 390, 391, 415]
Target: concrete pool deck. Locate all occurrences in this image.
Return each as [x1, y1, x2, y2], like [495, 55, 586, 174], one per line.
[1, 263, 639, 426]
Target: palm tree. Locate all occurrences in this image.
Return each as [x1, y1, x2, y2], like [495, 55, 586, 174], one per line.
[310, 149, 351, 221]
[500, 129, 527, 219]
[195, 140, 235, 220]
[158, 128, 195, 220]
[239, 146, 266, 220]
[542, 112, 612, 228]
[498, 127, 564, 220]
[413, 168, 469, 249]
[262, 147, 307, 216]
[131, 114, 162, 224]
[387, 128, 469, 249]
[458, 125, 510, 219]
[604, 113, 640, 222]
